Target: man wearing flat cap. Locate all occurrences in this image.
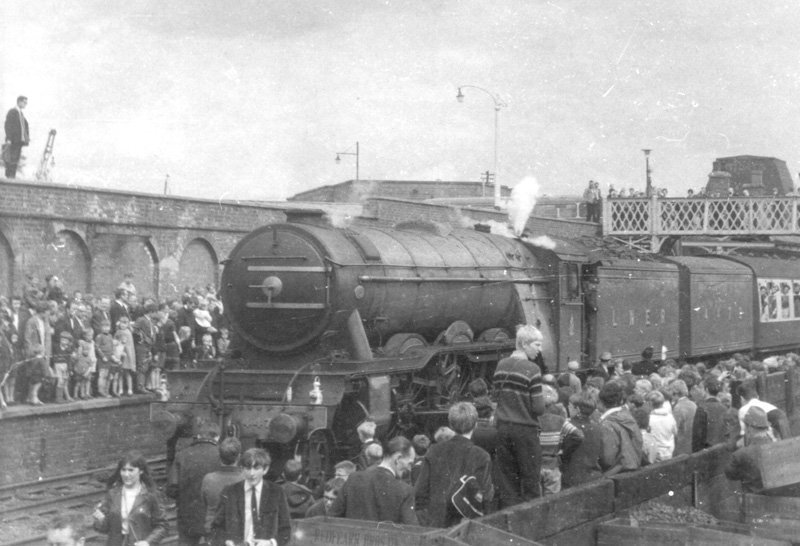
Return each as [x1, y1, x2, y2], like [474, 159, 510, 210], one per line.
[724, 406, 776, 493]
[588, 352, 611, 382]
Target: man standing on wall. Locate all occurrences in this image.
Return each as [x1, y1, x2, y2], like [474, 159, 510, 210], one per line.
[4, 96, 30, 179]
[492, 324, 545, 507]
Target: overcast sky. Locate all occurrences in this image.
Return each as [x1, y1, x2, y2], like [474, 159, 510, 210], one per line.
[2, 0, 799, 201]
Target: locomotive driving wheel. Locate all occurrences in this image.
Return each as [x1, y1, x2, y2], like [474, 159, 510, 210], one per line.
[434, 320, 474, 345]
[478, 328, 511, 342]
[383, 333, 427, 356]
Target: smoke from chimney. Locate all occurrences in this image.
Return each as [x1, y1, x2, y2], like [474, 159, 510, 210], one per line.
[507, 176, 540, 236]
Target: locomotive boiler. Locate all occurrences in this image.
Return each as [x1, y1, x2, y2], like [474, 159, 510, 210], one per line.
[152, 210, 800, 481]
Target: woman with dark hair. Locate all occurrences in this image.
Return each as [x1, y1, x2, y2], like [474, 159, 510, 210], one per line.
[93, 451, 168, 546]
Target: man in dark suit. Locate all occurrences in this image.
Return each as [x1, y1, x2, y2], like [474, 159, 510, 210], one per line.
[329, 435, 418, 525]
[91, 296, 112, 336]
[54, 301, 87, 343]
[210, 448, 291, 546]
[109, 289, 129, 334]
[4, 96, 29, 179]
[8, 296, 28, 351]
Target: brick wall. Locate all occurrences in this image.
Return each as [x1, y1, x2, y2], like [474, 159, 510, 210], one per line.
[0, 180, 303, 299]
[365, 197, 599, 239]
[0, 399, 169, 485]
[290, 179, 513, 203]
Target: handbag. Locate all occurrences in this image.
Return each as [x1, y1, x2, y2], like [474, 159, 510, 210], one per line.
[448, 474, 484, 519]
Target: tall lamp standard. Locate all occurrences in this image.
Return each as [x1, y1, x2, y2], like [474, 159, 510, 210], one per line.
[642, 149, 653, 197]
[335, 141, 360, 180]
[457, 85, 507, 208]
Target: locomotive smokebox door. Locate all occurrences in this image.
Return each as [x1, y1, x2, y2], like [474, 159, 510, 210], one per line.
[221, 224, 333, 353]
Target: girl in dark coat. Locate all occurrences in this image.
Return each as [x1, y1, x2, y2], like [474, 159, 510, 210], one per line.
[93, 451, 168, 546]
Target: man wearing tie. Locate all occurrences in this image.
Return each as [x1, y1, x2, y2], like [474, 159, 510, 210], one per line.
[9, 296, 27, 351]
[92, 296, 112, 336]
[210, 448, 291, 546]
[4, 96, 30, 179]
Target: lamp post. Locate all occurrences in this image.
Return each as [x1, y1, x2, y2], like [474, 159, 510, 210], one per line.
[335, 141, 359, 180]
[642, 149, 653, 197]
[457, 85, 507, 208]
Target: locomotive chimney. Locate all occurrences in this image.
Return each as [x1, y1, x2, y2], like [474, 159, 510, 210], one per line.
[284, 208, 332, 227]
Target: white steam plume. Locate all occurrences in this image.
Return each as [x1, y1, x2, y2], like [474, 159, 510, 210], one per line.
[507, 176, 540, 236]
[458, 216, 557, 250]
[526, 235, 556, 250]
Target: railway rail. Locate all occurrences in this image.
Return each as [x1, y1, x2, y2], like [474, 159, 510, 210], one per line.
[0, 457, 174, 546]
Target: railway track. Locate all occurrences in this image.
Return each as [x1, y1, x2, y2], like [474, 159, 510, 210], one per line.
[0, 457, 174, 546]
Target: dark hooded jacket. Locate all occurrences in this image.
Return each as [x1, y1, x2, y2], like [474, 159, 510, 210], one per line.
[600, 407, 643, 473]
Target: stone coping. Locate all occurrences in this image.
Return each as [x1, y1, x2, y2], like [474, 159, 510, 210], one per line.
[0, 393, 156, 420]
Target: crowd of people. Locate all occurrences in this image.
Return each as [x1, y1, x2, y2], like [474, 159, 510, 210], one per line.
[42, 323, 798, 545]
[0, 272, 230, 408]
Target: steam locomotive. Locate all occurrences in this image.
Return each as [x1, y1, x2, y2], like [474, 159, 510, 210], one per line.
[153, 209, 800, 480]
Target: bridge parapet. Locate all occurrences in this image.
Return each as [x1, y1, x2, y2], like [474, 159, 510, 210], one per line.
[604, 196, 800, 242]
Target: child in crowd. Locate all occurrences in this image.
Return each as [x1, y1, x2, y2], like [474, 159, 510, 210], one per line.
[109, 339, 124, 397]
[84, 327, 97, 394]
[196, 333, 216, 360]
[178, 326, 194, 368]
[114, 316, 136, 396]
[94, 320, 114, 397]
[216, 327, 230, 357]
[52, 331, 75, 403]
[192, 297, 217, 345]
[72, 328, 95, 399]
[281, 459, 315, 519]
[632, 406, 658, 465]
[160, 310, 181, 371]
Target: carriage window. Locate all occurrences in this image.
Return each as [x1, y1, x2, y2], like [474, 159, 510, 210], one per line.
[561, 263, 580, 300]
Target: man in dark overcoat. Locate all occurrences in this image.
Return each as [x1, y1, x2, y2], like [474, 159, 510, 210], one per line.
[329, 435, 418, 525]
[414, 401, 494, 527]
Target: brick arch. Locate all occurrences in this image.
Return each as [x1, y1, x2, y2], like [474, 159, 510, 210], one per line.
[121, 238, 159, 301]
[178, 238, 219, 293]
[0, 230, 13, 297]
[93, 235, 159, 301]
[42, 230, 91, 294]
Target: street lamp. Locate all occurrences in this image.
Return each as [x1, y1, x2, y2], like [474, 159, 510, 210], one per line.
[456, 85, 507, 208]
[335, 141, 359, 180]
[642, 149, 653, 197]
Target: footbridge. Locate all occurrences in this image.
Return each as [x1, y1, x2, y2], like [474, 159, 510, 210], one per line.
[603, 196, 800, 253]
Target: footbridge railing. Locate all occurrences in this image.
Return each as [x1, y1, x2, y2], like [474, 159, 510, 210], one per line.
[602, 196, 800, 252]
